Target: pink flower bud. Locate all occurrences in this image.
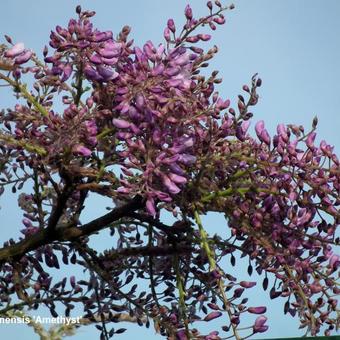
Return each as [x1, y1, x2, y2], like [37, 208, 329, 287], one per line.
[168, 173, 187, 184]
[169, 313, 177, 324]
[92, 31, 113, 42]
[255, 120, 265, 138]
[320, 140, 333, 157]
[156, 191, 172, 202]
[178, 154, 196, 164]
[86, 97, 94, 108]
[260, 129, 271, 146]
[216, 98, 230, 110]
[14, 50, 32, 65]
[61, 63, 72, 81]
[162, 175, 181, 194]
[277, 123, 288, 139]
[89, 53, 102, 64]
[70, 276, 76, 288]
[135, 93, 145, 110]
[167, 19, 176, 33]
[255, 120, 271, 145]
[97, 65, 118, 81]
[116, 187, 130, 194]
[143, 41, 155, 59]
[84, 65, 100, 81]
[165, 66, 180, 77]
[186, 35, 200, 43]
[241, 120, 251, 134]
[185, 5, 193, 20]
[146, 197, 156, 216]
[5, 42, 25, 58]
[207, 302, 220, 310]
[214, 16, 226, 25]
[204, 311, 222, 321]
[310, 281, 323, 294]
[4, 35, 12, 44]
[22, 218, 32, 228]
[287, 139, 298, 156]
[209, 22, 217, 31]
[98, 42, 121, 58]
[248, 306, 267, 314]
[198, 34, 212, 41]
[253, 316, 268, 333]
[306, 131, 316, 149]
[84, 120, 97, 135]
[329, 254, 340, 270]
[73, 144, 92, 157]
[233, 288, 244, 298]
[231, 315, 240, 325]
[240, 281, 257, 288]
[173, 53, 190, 66]
[164, 27, 171, 41]
[151, 64, 164, 77]
[102, 56, 118, 66]
[112, 118, 131, 129]
[176, 330, 188, 340]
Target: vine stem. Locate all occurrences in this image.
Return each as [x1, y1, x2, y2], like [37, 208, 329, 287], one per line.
[194, 209, 242, 340]
[174, 254, 190, 337]
[0, 72, 49, 117]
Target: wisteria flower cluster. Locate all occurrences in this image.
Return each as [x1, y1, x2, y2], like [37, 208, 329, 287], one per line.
[0, 2, 338, 340]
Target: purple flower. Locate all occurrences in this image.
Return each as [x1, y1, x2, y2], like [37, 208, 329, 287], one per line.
[253, 316, 268, 333]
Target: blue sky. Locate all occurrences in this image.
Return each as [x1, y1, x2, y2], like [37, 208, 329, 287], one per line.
[0, 0, 339, 339]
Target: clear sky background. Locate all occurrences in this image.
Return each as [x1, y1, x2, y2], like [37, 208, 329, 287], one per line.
[0, 0, 339, 339]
